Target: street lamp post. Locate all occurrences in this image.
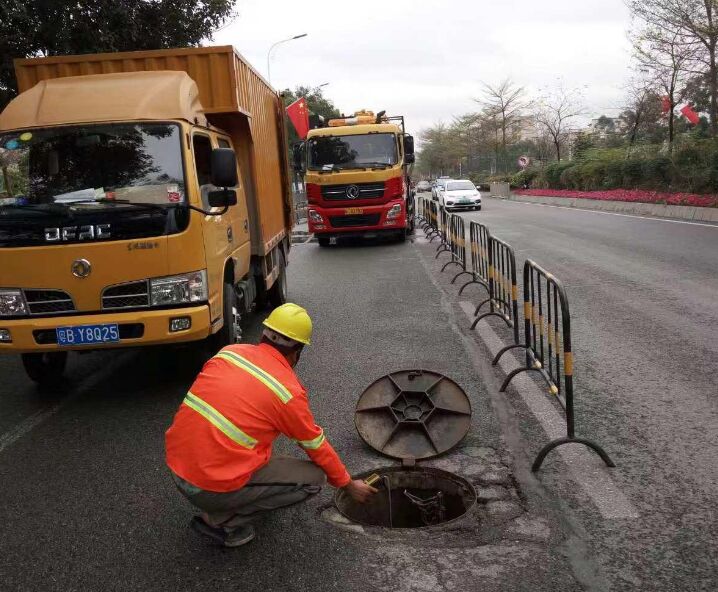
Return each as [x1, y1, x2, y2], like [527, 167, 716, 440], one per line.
[266, 33, 308, 84]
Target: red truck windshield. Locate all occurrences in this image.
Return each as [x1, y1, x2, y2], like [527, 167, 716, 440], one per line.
[307, 133, 398, 170]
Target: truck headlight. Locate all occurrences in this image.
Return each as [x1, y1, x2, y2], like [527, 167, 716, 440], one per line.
[308, 209, 324, 223]
[150, 270, 207, 307]
[386, 204, 402, 220]
[0, 289, 27, 316]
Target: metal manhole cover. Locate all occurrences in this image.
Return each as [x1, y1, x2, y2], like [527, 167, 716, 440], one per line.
[354, 370, 472, 460]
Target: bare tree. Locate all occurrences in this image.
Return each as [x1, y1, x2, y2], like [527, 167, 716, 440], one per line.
[621, 78, 664, 145]
[633, 25, 697, 147]
[476, 79, 528, 172]
[533, 86, 584, 161]
[627, 0, 718, 136]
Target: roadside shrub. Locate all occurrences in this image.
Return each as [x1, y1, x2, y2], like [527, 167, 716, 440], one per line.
[621, 159, 644, 188]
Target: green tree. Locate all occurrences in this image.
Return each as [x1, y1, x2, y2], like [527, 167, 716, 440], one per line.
[281, 85, 341, 147]
[0, 0, 236, 110]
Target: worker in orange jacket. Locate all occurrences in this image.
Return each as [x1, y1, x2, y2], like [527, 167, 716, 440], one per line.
[165, 303, 377, 547]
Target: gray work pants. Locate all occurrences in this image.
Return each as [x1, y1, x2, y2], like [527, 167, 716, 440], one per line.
[172, 456, 326, 528]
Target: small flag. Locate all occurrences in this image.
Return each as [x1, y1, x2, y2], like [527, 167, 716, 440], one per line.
[680, 104, 700, 125]
[286, 97, 310, 139]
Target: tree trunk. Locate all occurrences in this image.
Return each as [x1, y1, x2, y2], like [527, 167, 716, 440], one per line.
[709, 44, 718, 137]
[668, 108, 675, 152]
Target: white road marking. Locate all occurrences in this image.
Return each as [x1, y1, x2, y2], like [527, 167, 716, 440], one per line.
[0, 354, 125, 456]
[0, 406, 65, 454]
[496, 199, 718, 228]
[459, 300, 639, 519]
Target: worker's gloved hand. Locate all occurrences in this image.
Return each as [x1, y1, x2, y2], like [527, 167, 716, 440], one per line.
[343, 479, 378, 504]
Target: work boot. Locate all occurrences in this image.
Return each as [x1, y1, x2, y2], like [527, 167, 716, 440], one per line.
[190, 516, 255, 548]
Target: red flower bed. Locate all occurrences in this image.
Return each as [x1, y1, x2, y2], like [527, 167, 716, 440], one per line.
[513, 188, 718, 208]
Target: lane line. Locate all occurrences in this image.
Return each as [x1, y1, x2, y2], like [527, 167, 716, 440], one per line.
[0, 406, 64, 454]
[0, 353, 128, 456]
[491, 199, 718, 228]
[459, 300, 639, 519]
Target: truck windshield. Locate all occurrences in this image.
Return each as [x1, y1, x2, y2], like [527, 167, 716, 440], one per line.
[0, 123, 185, 207]
[307, 133, 398, 170]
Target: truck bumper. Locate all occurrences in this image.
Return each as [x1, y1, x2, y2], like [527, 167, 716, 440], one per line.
[308, 200, 407, 236]
[0, 305, 211, 354]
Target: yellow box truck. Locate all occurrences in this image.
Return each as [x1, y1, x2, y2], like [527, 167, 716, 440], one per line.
[0, 46, 292, 385]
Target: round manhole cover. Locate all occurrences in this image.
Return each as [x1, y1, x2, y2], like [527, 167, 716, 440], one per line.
[354, 370, 472, 460]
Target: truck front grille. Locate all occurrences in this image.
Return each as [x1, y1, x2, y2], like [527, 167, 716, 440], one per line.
[321, 182, 385, 200]
[23, 289, 76, 315]
[102, 280, 150, 309]
[329, 214, 381, 228]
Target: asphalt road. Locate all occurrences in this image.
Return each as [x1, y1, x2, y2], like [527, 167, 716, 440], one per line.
[1, 198, 716, 591]
[0, 234, 583, 592]
[439, 196, 718, 591]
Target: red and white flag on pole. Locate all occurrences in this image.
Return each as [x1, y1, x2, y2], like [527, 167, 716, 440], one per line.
[286, 97, 310, 139]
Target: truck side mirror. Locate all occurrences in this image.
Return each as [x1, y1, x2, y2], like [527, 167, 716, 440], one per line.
[210, 148, 238, 188]
[403, 135, 415, 164]
[292, 142, 305, 173]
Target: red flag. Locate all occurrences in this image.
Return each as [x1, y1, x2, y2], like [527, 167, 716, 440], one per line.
[661, 96, 671, 114]
[286, 97, 309, 139]
[680, 104, 700, 125]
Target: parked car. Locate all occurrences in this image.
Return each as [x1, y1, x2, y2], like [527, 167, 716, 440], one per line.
[440, 179, 482, 211]
[416, 180, 431, 192]
[431, 178, 451, 201]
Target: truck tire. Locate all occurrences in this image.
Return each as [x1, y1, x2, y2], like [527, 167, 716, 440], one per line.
[21, 352, 68, 386]
[268, 250, 288, 307]
[318, 236, 330, 247]
[397, 228, 408, 242]
[209, 281, 239, 352]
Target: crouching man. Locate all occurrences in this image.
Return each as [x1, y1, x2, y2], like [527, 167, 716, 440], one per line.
[165, 303, 377, 547]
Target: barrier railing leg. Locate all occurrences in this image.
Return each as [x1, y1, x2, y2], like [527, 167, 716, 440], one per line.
[492, 343, 525, 365]
[458, 278, 489, 296]
[472, 309, 512, 330]
[498, 364, 541, 392]
[451, 269, 472, 284]
[441, 260, 462, 272]
[531, 437, 616, 472]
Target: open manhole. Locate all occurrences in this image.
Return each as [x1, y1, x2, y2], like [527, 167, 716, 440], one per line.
[336, 466, 477, 528]
[336, 369, 476, 529]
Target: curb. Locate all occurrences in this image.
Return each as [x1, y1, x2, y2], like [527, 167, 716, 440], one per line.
[500, 193, 718, 223]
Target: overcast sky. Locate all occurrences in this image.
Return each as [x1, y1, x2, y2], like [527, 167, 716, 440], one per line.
[214, 0, 634, 135]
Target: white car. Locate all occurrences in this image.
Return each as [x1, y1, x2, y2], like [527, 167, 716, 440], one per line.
[440, 180, 482, 211]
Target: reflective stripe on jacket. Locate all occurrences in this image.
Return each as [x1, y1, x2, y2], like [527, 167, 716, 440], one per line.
[165, 343, 351, 492]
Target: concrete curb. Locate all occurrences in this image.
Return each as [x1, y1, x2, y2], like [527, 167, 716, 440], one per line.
[500, 193, 718, 223]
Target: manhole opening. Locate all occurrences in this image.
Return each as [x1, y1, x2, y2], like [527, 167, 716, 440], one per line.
[335, 466, 476, 529]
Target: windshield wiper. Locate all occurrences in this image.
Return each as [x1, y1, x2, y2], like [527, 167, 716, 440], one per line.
[358, 162, 392, 169]
[0, 202, 73, 219]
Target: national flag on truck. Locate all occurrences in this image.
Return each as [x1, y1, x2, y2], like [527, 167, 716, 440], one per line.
[286, 97, 310, 139]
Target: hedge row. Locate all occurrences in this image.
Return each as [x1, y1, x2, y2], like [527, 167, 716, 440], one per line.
[512, 141, 718, 195]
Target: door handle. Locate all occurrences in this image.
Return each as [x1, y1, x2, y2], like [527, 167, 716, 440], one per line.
[243, 219, 248, 232]
[227, 226, 233, 242]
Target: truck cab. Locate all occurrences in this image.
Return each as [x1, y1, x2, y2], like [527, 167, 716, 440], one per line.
[294, 111, 415, 246]
[0, 47, 292, 386]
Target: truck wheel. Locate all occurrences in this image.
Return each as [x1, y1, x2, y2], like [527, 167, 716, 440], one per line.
[397, 229, 408, 242]
[318, 236, 330, 247]
[21, 352, 68, 386]
[210, 281, 239, 352]
[268, 250, 288, 307]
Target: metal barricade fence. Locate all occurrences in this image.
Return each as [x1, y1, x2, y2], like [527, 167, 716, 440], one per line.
[492, 259, 615, 471]
[468, 236, 520, 343]
[459, 221, 491, 297]
[440, 215, 471, 284]
[434, 206, 451, 255]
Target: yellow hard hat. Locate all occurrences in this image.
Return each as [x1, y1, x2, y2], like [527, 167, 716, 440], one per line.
[263, 303, 313, 345]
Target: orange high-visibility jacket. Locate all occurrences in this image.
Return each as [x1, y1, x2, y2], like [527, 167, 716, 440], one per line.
[165, 343, 351, 492]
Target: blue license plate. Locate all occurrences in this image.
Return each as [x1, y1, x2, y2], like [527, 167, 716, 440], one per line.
[56, 323, 120, 346]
